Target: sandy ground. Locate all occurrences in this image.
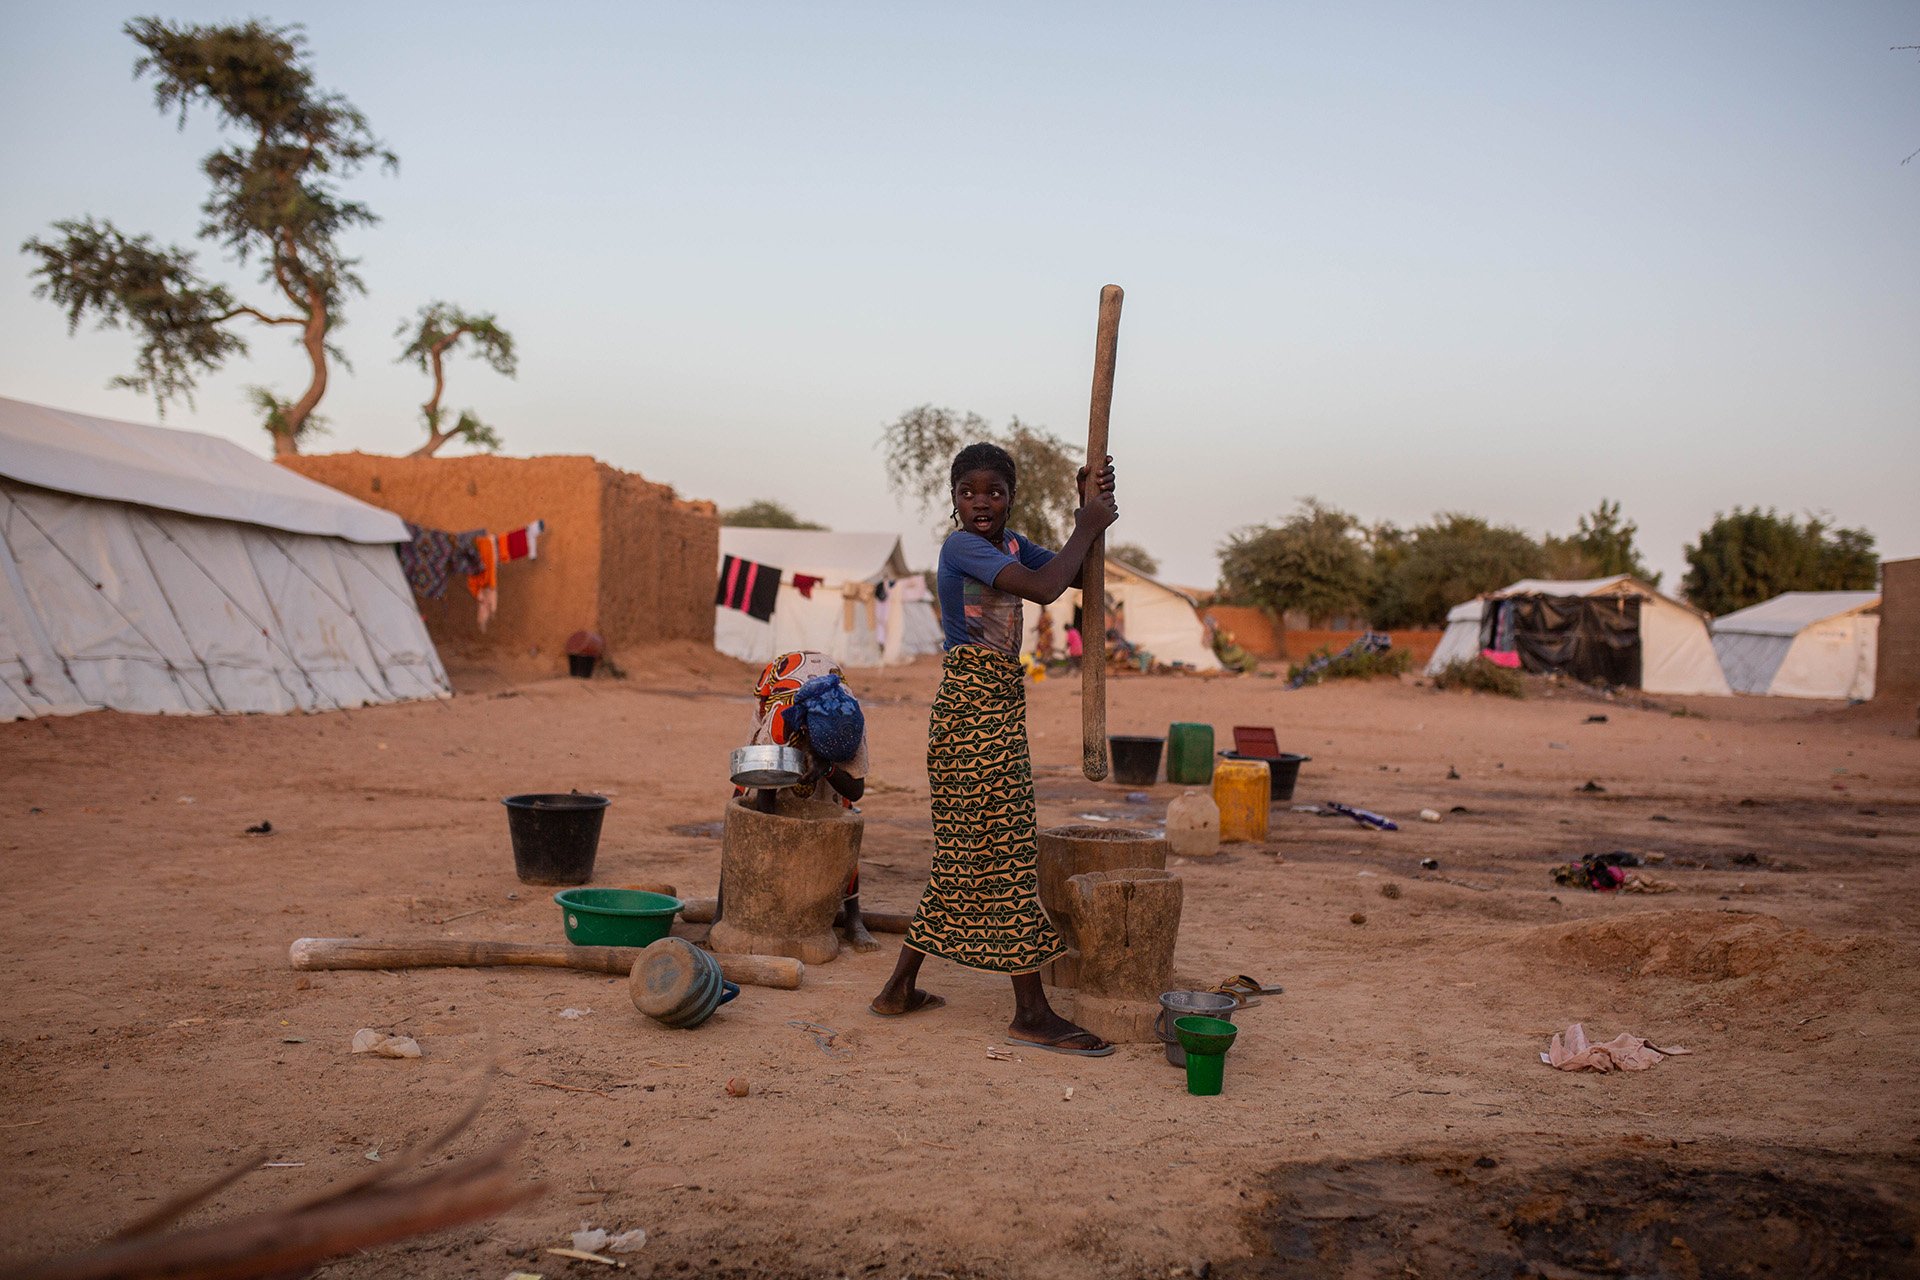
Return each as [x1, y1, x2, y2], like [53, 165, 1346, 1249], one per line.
[4, 649, 1918, 1278]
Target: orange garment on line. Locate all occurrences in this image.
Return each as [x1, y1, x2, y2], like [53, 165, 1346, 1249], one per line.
[467, 535, 499, 630]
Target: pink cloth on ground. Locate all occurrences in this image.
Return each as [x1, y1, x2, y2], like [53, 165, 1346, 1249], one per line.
[1481, 648, 1522, 669]
[1541, 1022, 1690, 1072]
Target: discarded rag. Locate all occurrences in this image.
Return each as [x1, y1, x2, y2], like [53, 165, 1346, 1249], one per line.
[717, 555, 781, 622]
[1551, 851, 1642, 891]
[398, 523, 485, 600]
[1541, 1022, 1690, 1072]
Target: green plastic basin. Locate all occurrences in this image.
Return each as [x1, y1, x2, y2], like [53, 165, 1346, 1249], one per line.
[554, 888, 682, 947]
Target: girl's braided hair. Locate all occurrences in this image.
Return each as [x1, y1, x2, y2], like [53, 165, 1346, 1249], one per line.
[949, 442, 1017, 493]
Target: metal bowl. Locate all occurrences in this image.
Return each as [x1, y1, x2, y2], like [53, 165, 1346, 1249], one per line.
[730, 743, 806, 788]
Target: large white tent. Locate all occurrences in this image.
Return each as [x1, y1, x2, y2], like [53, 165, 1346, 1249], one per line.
[0, 396, 449, 719]
[1712, 591, 1878, 700]
[713, 528, 940, 669]
[1425, 575, 1729, 695]
[1023, 557, 1222, 672]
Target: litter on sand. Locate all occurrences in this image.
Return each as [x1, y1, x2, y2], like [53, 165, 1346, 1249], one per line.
[1326, 802, 1399, 831]
[558, 1008, 593, 1020]
[349, 1029, 421, 1058]
[1550, 852, 1673, 893]
[1541, 1023, 1692, 1072]
[572, 1225, 647, 1254]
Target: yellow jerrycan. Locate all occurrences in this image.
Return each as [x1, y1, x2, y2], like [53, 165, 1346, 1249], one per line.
[1211, 758, 1270, 843]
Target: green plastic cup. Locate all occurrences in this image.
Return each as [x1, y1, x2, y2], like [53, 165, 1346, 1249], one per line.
[1184, 1050, 1226, 1095]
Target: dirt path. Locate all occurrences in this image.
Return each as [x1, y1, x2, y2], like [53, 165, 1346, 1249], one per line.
[4, 652, 1917, 1278]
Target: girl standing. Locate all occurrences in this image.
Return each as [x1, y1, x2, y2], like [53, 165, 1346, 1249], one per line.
[870, 442, 1118, 1055]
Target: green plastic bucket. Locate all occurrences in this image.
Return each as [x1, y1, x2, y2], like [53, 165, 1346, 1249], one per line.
[1166, 723, 1216, 785]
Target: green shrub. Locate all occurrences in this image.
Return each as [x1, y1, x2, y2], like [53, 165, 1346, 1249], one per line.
[1288, 645, 1413, 686]
[1430, 657, 1526, 698]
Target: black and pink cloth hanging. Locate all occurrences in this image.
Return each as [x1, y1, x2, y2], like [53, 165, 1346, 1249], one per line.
[716, 555, 782, 621]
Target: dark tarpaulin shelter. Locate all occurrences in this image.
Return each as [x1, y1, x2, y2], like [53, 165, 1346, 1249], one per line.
[1509, 595, 1642, 687]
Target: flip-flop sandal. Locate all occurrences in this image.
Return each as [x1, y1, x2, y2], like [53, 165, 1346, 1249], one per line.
[868, 991, 946, 1018]
[1212, 974, 1285, 1006]
[1006, 1035, 1116, 1058]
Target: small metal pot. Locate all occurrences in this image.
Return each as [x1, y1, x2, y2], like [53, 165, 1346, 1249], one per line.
[730, 743, 806, 788]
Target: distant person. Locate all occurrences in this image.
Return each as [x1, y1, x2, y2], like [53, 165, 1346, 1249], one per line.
[869, 441, 1119, 1056]
[1065, 624, 1083, 672]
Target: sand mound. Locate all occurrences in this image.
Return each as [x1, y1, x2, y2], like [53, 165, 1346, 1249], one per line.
[1529, 910, 1839, 983]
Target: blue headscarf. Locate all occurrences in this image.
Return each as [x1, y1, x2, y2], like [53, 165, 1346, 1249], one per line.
[781, 673, 865, 763]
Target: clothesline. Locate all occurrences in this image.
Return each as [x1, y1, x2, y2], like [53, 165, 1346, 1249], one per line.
[398, 519, 546, 630]
[715, 554, 923, 629]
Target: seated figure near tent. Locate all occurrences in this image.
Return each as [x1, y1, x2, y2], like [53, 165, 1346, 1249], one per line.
[733, 650, 877, 951]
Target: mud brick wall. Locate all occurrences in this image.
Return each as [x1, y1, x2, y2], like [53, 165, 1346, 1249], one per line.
[283, 453, 717, 672]
[1877, 557, 1920, 705]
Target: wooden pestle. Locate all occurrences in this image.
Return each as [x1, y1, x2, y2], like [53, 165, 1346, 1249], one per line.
[287, 937, 803, 990]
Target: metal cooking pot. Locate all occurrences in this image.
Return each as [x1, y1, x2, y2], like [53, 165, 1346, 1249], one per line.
[730, 743, 807, 788]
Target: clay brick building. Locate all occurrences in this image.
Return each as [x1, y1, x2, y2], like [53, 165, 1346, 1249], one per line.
[282, 453, 718, 674]
[1876, 557, 1920, 709]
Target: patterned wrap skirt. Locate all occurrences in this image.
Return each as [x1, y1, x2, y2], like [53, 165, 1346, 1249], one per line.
[905, 644, 1065, 975]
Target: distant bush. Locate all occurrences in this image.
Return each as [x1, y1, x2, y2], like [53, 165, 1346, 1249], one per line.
[1431, 657, 1526, 698]
[1288, 645, 1412, 686]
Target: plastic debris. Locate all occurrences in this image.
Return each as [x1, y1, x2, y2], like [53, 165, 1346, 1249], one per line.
[570, 1226, 640, 1253]
[1326, 802, 1398, 831]
[350, 1029, 421, 1058]
[558, 1008, 592, 1020]
[1419, 857, 1439, 870]
[244, 820, 273, 835]
[1418, 808, 1441, 823]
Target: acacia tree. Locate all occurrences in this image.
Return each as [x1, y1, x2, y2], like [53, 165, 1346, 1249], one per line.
[1682, 508, 1877, 617]
[878, 404, 1083, 546]
[1368, 513, 1546, 628]
[1543, 499, 1660, 583]
[20, 18, 393, 456]
[1107, 542, 1160, 575]
[398, 302, 516, 456]
[721, 500, 826, 529]
[1217, 499, 1372, 621]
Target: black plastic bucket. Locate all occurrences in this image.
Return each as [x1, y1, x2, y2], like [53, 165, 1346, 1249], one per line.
[568, 654, 597, 679]
[503, 793, 609, 885]
[1222, 751, 1309, 803]
[1108, 735, 1166, 786]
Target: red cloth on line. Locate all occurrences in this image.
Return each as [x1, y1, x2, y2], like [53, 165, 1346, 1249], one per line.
[793, 574, 822, 599]
[499, 520, 545, 562]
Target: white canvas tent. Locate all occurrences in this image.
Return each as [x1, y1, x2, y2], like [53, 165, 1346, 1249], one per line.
[1023, 558, 1222, 672]
[713, 529, 940, 669]
[1424, 575, 1729, 695]
[1712, 591, 1878, 700]
[0, 396, 449, 718]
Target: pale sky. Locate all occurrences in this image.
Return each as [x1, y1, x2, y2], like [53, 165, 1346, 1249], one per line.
[3, 2, 1916, 592]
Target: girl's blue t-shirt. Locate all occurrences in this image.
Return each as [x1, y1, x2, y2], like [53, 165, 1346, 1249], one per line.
[937, 530, 1055, 654]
